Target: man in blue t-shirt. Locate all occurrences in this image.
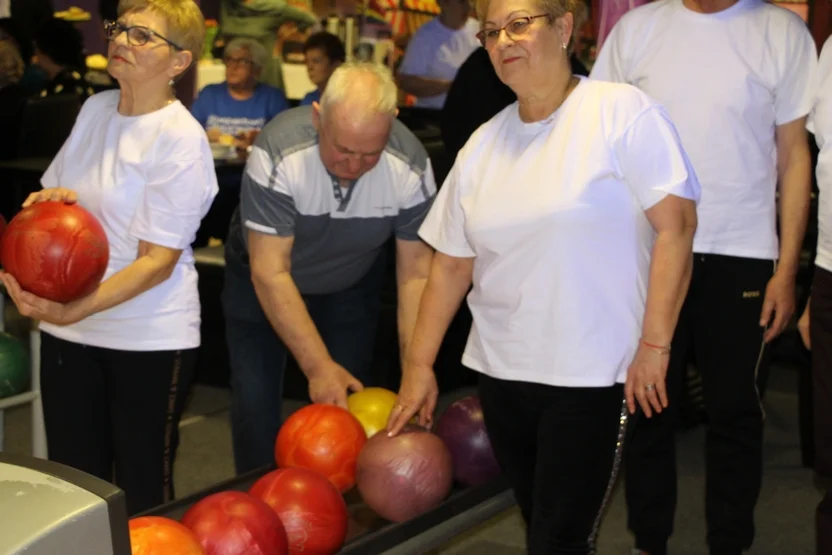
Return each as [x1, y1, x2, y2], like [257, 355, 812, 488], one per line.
[192, 37, 289, 149]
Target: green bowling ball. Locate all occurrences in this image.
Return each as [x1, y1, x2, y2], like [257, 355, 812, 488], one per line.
[0, 332, 28, 398]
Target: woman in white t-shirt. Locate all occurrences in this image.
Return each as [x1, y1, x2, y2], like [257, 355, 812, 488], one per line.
[798, 33, 832, 555]
[0, 0, 218, 515]
[386, 0, 700, 551]
[396, 0, 480, 110]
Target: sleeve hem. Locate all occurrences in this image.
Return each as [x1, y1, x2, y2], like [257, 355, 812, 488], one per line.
[418, 230, 476, 258]
[640, 179, 699, 211]
[243, 220, 295, 237]
[775, 108, 811, 127]
[130, 230, 192, 251]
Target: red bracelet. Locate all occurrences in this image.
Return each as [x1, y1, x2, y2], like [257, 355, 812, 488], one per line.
[641, 338, 671, 355]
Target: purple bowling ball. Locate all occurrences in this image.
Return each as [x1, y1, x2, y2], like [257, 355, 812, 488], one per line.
[434, 396, 501, 487]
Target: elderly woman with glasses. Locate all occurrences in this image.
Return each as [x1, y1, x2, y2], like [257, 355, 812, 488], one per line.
[191, 36, 288, 154]
[385, 0, 700, 551]
[0, 0, 218, 515]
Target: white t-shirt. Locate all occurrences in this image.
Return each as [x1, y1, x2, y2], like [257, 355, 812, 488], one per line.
[418, 78, 701, 387]
[590, 0, 817, 260]
[810, 36, 832, 273]
[397, 18, 480, 109]
[38, 90, 219, 351]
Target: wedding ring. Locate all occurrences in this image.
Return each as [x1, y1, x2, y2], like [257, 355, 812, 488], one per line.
[645, 384, 655, 392]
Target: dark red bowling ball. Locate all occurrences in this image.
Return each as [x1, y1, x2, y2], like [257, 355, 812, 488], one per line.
[434, 396, 501, 487]
[356, 425, 453, 523]
[249, 467, 348, 555]
[181, 490, 289, 555]
[0, 200, 108, 303]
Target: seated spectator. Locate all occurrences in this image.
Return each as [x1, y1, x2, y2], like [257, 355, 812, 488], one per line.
[0, 17, 48, 95]
[191, 36, 289, 151]
[33, 17, 94, 101]
[396, 0, 480, 110]
[300, 31, 345, 106]
[0, 38, 26, 160]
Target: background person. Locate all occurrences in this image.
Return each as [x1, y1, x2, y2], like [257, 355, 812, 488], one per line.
[797, 31, 832, 555]
[396, 0, 480, 110]
[191, 36, 288, 152]
[33, 17, 95, 101]
[299, 31, 344, 106]
[591, 0, 816, 552]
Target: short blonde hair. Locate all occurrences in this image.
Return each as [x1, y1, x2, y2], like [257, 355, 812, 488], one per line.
[118, 0, 205, 62]
[320, 61, 399, 123]
[0, 40, 24, 85]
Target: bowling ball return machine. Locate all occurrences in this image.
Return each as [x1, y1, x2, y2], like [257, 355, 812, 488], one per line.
[0, 452, 130, 555]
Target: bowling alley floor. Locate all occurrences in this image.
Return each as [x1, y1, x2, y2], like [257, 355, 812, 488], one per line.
[0, 329, 822, 554]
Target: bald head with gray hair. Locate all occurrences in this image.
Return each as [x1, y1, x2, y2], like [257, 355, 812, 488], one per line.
[318, 61, 399, 125]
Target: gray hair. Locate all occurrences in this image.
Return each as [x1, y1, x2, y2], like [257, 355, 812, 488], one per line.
[224, 37, 270, 71]
[319, 61, 399, 123]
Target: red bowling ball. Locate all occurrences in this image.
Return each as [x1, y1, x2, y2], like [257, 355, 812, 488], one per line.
[0, 200, 108, 303]
[275, 403, 367, 492]
[434, 396, 501, 487]
[181, 490, 289, 555]
[249, 467, 349, 555]
[356, 426, 453, 523]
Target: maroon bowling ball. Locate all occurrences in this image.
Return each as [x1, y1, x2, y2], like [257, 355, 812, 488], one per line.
[356, 425, 453, 522]
[434, 396, 501, 487]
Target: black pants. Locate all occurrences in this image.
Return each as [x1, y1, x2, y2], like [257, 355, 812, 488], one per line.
[40, 332, 198, 515]
[810, 267, 832, 554]
[626, 254, 774, 555]
[479, 374, 626, 555]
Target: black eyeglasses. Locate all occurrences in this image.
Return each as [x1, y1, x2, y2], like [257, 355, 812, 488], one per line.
[104, 20, 184, 51]
[476, 14, 550, 47]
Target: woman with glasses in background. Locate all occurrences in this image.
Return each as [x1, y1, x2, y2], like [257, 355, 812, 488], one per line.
[190, 37, 288, 157]
[0, 0, 218, 515]
[386, 0, 700, 551]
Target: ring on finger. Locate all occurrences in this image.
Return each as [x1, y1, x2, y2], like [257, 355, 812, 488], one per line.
[645, 383, 655, 392]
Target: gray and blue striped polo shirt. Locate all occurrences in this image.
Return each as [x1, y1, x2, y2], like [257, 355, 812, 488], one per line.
[225, 106, 437, 295]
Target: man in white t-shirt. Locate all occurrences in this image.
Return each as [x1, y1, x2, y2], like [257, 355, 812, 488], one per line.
[591, 1, 817, 554]
[798, 33, 832, 555]
[395, 0, 480, 109]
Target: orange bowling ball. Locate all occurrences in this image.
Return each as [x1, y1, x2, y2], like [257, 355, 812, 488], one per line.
[275, 403, 367, 492]
[128, 516, 204, 555]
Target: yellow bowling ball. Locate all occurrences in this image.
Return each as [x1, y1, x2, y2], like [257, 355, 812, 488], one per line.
[348, 387, 398, 438]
